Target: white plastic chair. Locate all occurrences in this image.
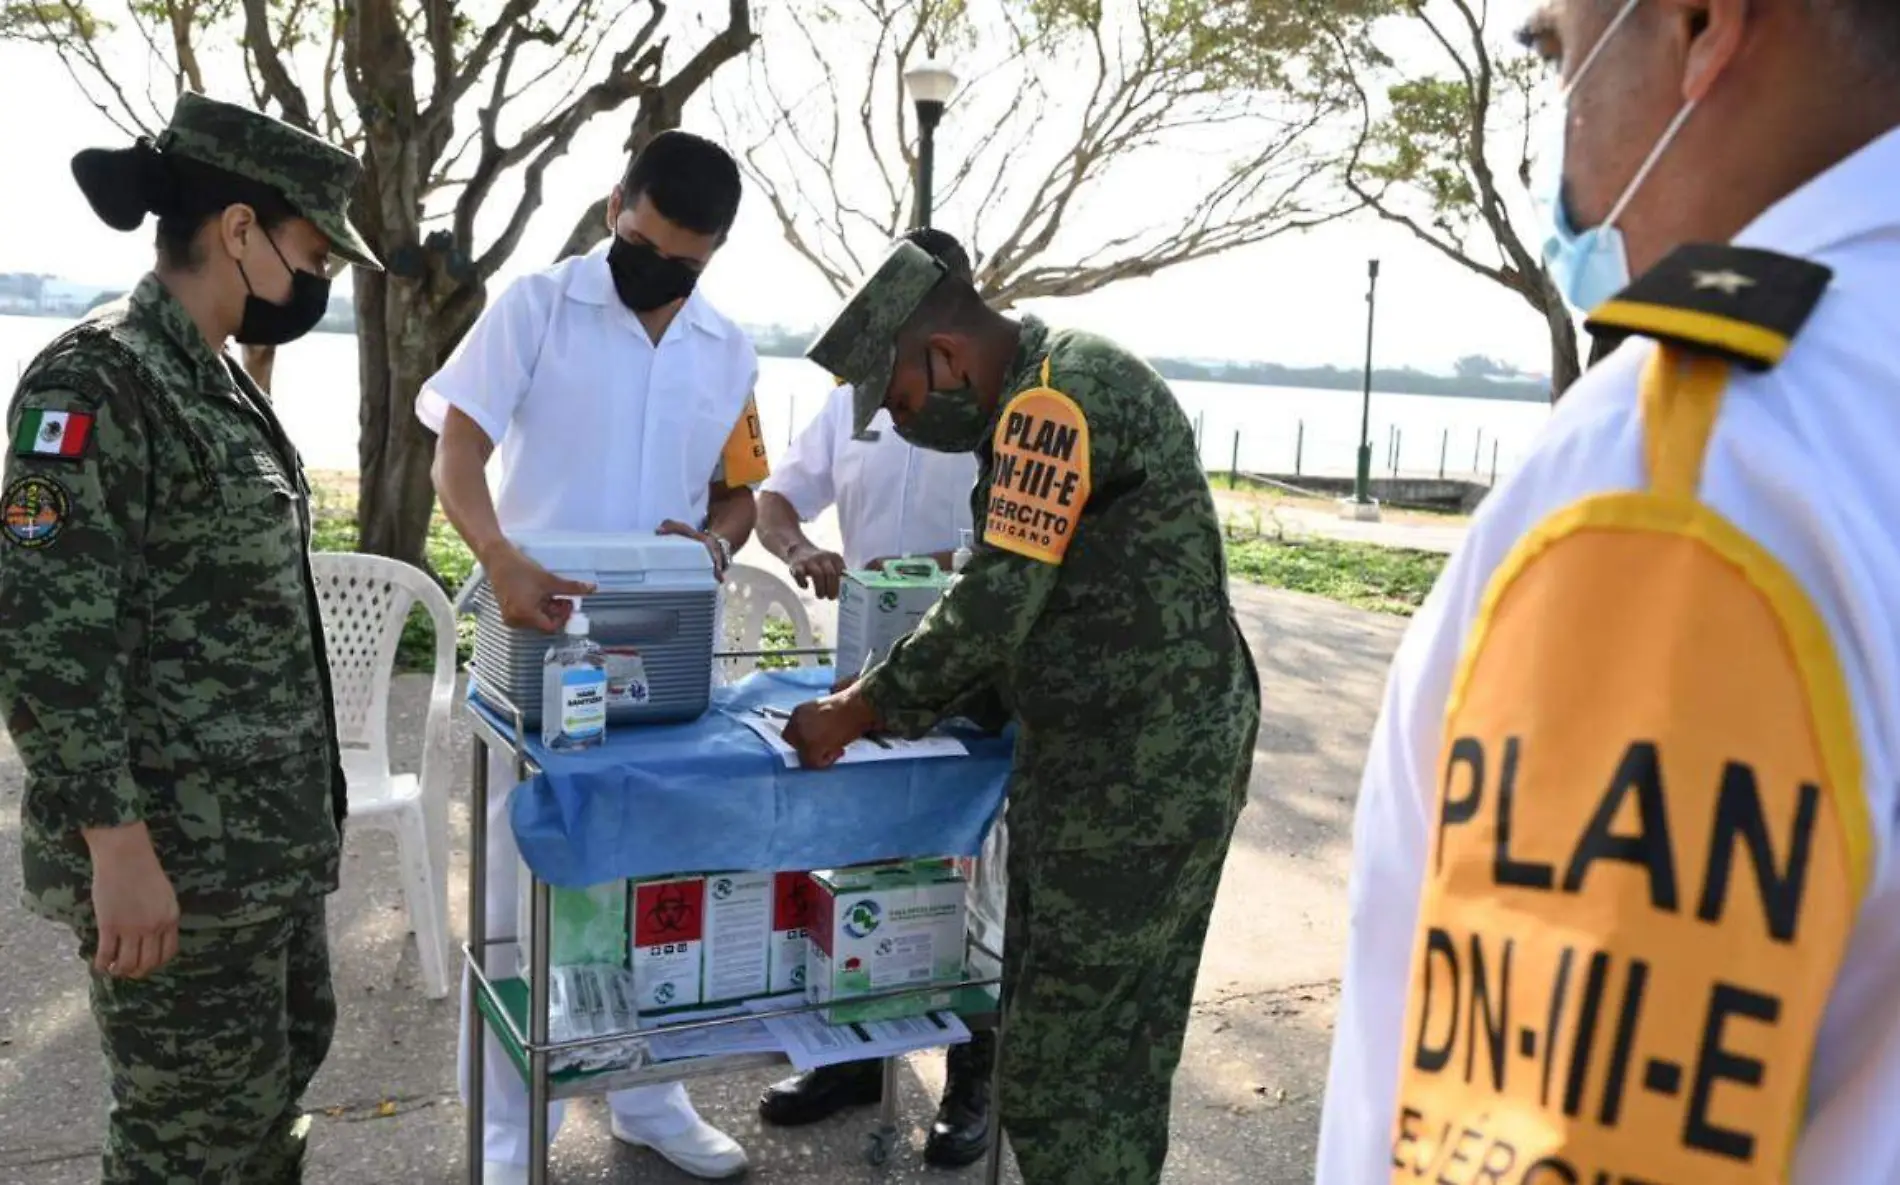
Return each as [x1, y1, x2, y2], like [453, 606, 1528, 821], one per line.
[311, 552, 457, 999]
[717, 563, 823, 681]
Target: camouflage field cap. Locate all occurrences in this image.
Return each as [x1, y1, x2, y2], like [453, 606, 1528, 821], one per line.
[806, 241, 950, 434]
[157, 91, 382, 271]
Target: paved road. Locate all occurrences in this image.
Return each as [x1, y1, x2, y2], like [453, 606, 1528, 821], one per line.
[0, 570, 1404, 1184]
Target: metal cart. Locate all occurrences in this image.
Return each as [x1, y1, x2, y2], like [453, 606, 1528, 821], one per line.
[462, 680, 1009, 1185]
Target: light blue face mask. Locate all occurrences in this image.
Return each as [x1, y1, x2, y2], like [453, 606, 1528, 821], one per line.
[1534, 0, 1698, 312]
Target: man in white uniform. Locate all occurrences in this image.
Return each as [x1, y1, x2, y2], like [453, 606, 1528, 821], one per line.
[752, 228, 998, 1167]
[421, 131, 765, 1183]
[1317, 3, 1900, 1183]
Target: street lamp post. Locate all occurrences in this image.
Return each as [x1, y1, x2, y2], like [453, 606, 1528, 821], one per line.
[904, 59, 959, 229]
[1344, 259, 1383, 522]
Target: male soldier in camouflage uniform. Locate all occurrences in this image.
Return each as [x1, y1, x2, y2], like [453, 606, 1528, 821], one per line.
[784, 241, 1261, 1184]
[0, 92, 379, 1182]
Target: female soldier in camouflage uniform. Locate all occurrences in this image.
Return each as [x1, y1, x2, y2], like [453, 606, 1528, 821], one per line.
[0, 92, 379, 1183]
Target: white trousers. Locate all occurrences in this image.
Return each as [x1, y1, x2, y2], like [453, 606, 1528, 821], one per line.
[459, 751, 705, 1167]
[965, 812, 1008, 979]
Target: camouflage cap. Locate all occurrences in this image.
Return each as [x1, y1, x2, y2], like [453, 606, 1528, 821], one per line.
[157, 92, 382, 271]
[806, 241, 950, 434]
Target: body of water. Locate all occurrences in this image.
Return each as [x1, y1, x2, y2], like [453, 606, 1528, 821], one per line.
[2, 313, 1551, 483]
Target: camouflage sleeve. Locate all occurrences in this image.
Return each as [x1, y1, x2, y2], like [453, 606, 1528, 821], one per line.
[857, 545, 1061, 736]
[0, 381, 151, 831]
[939, 680, 1012, 734]
[860, 342, 1135, 735]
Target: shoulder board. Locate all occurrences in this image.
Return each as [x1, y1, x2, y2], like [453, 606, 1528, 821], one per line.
[1584, 243, 1832, 371]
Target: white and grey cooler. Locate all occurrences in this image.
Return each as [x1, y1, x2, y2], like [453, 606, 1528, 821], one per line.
[457, 532, 719, 726]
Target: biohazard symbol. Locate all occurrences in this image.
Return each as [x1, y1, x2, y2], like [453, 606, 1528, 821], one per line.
[645, 885, 694, 935]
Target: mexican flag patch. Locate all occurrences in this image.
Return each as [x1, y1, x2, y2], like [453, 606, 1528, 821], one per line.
[12, 408, 94, 459]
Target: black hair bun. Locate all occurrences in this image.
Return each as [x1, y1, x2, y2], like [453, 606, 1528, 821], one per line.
[71, 139, 174, 232]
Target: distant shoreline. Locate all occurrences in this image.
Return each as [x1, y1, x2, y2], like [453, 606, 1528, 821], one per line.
[0, 306, 1552, 403]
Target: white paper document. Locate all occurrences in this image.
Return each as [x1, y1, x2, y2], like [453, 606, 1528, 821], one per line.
[639, 994, 800, 1063]
[730, 707, 969, 768]
[751, 1001, 973, 1071]
[643, 1015, 784, 1063]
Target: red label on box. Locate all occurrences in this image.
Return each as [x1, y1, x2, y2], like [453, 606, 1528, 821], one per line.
[634, 879, 705, 947]
[808, 876, 838, 958]
[773, 872, 811, 931]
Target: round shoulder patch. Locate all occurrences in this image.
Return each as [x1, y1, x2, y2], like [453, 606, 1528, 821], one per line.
[2, 475, 72, 549]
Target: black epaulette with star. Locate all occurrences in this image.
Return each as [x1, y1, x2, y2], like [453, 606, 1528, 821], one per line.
[1584, 243, 1833, 371]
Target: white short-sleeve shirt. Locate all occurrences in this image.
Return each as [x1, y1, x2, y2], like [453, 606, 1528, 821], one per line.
[416, 241, 759, 535]
[760, 383, 976, 570]
[1316, 127, 1900, 1184]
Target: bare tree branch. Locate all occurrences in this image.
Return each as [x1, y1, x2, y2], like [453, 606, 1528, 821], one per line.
[420, 0, 539, 143]
[551, 0, 756, 261]
[421, 0, 454, 107]
[724, 0, 1354, 307]
[1336, 0, 1577, 391]
[502, 0, 606, 113]
[468, 15, 671, 278]
[242, 0, 317, 129]
[321, 0, 349, 145]
[30, 1, 155, 135]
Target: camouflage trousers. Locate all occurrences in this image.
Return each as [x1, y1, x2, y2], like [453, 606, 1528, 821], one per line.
[998, 834, 1235, 1184]
[76, 898, 334, 1184]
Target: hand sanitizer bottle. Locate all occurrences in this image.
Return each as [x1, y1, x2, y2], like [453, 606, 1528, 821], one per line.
[542, 596, 607, 750]
[952, 528, 974, 574]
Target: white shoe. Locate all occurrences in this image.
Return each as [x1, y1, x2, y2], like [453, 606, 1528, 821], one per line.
[481, 1162, 529, 1185]
[610, 1112, 749, 1179]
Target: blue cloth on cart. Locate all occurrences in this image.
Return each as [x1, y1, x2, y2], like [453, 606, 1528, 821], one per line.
[489, 668, 1014, 887]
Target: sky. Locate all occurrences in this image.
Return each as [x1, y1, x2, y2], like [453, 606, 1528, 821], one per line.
[0, 0, 1555, 376]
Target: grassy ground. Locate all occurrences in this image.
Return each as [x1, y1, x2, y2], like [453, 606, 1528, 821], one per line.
[1209, 479, 1451, 616]
[1225, 534, 1444, 615]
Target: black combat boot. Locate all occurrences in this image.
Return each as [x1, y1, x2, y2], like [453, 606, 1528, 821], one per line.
[923, 1030, 995, 1167]
[758, 1058, 884, 1126]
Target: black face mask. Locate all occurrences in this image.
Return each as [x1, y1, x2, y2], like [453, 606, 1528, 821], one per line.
[235, 230, 331, 347]
[608, 235, 701, 313]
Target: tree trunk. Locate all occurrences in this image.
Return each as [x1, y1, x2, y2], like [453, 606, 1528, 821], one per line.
[1544, 297, 1583, 402]
[353, 268, 445, 570]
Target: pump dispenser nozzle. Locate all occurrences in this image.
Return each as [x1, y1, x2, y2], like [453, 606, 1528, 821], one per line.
[560, 595, 589, 636]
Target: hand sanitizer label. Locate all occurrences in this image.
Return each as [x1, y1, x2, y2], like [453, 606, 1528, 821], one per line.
[560, 669, 607, 739]
[602, 648, 652, 709]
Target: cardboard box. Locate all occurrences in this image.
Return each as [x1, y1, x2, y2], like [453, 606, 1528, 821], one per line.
[630, 876, 706, 1014]
[516, 870, 628, 975]
[702, 871, 773, 1004]
[807, 861, 968, 1023]
[835, 560, 952, 678]
[770, 872, 813, 993]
